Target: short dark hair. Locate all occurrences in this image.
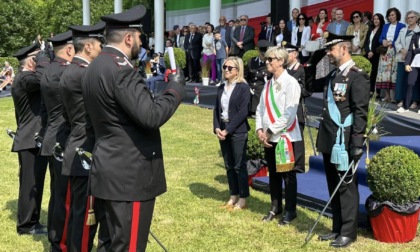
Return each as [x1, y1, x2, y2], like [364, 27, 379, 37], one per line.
[207, 24, 214, 32]
[297, 13, 309, 26]
[373, 13, 386, 28]
[350, 11, 363, 24]
[73, 37, 99, 54]
[386, 7, 402, 22]
[213, 29, 220, 35]
[363, 11, 372, 20]
[106, 28, 138, 44]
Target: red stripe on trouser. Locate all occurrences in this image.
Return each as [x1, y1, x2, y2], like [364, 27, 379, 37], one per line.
[129, 202, 141, 252]
[81, 196, 94, 252]
[59, 181, 71, 252]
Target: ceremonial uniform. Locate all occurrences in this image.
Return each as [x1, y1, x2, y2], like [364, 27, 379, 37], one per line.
[247, 57, 271, 114]
[308, 34, 369, 246]
[40, 31, 73, 251]
[82, 5, 186, 251]
[11, 44, 48, 235]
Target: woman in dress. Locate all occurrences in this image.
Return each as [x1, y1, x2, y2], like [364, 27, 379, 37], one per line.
[213, 57, 250, 210]
[376, 7, 406, 102]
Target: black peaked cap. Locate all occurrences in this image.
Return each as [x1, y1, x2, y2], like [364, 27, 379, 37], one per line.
[324, 32, 355, 47]
[13, 43, 39, 61]
[101, 5, 147, 30]
[48, 31, 73, 47]
[69, 21, 106, 38]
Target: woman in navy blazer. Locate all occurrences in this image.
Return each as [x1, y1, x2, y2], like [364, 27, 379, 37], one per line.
[376, 7, 406, 102]
[213, 56, 250, 210]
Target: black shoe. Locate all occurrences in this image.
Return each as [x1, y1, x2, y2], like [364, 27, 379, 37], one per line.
[209, 80, 215, 86]
[187, 79, 195, 83]
[278, 211, 297, 225]
[330, 236, 355, 248]
[185, 77, 190, 82]
[18, 224, 48, 235]
[318, 232, 339, 241]
[262, 206, 281, 222]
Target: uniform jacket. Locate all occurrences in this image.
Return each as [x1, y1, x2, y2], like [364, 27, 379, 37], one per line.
[246, 57, 272, 113]
[326, 20, 350, 35]
[59, 56, 94, 177]
[39, 56, 71, 156]
[255, 70, 302, 143]
[232, 25, 255, 55]
[310, 60, 369, 154]
[291, 26, 311, 56]
[287, 62, 309, 124]
[405, 31, 420, 65]
[395, 26, 420, 62]
[184, 32, 203, 59]
[82, 46, 185, 201]
[11, 69, 43, 151]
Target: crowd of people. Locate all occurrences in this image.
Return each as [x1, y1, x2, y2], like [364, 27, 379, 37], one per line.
[6, 3, 420, 251]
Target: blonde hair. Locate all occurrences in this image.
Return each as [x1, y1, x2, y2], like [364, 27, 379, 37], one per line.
[222, 56, 247, 83]
[265, 46, 288, 68]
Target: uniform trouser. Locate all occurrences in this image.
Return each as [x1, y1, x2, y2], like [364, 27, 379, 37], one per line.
[405, 67, 420, 109]
[322, 153, 359, 239]
[47, 156, 70, 252]
[293, 123, 305, 173]
[16, 148, 48, 233]
[219, 131, 250, 198]
[67, 176, 111, 252]
[265, 142, 297, 213]
[95, 198, 156, 252]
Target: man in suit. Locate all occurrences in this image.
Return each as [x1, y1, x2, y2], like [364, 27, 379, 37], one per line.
[173, 25, 183, 48]
[287, 8, 300, 32]
[403, 31, 420, 114]
[327, 8, 350, 36]
[363, 11, 373, 28]
[215, 16, 232, 50]
[11, 43, 49, 235]
[82, 5, 185, 251]
[306, 33, 369, 248]
[258, 14, 275, 43]
[183, 23, 202, 82]
[232, 15, 255, 57]
[59, 22, 110, 251]
[40, 30, 74, 251]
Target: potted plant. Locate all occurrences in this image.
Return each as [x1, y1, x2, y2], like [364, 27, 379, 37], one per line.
[366, 145, 420, 243]
[246, 119, 267, 186]
[201, 58, 211, 86]
[163, 48, 186, 69]
[242, 49, 259, 68]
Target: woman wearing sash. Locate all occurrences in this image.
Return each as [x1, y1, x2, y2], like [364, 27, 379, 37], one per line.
[255, 47, 301, 225]
[213, 56, 250, 210]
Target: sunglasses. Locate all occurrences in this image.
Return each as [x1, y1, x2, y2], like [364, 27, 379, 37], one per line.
[240, 19, 247, 21]
[266, 57, 279, 63]
[298, 17, 305, 20]
[222, 65, 237, 71]
[353, 15, 360, 18]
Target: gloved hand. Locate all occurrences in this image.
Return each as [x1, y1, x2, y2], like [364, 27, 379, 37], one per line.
[350, 146, 363, 162]
[168, 68, 185, 85]
[307, 48, 326, 67]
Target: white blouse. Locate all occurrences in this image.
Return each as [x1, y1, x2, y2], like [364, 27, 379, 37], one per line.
[221, 82, 237, 121]
[255, 70, 302, 142]
[202, 33, 215, 56]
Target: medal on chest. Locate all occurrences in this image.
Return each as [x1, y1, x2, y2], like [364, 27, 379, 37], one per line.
[333, 83, 347, 102]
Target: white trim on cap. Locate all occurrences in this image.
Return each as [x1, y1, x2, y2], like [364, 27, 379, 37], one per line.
[325, 39, 345, 46]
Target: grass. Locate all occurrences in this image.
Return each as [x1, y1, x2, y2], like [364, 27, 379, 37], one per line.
[0, 97, 419, 251]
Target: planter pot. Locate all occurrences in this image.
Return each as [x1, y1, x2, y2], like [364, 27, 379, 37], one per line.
[202, 77, 209, 86]
[366, 195, 420, 243]
[370, 207, 419, 243]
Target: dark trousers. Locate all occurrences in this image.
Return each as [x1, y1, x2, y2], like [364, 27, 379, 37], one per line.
[16, 148, 48, 233]
[368, 54, 380, 93]
[322, 153, 359, 239]
[188, 54, 201, 82]
[405, 67, 420, 109]
[293, 123, 305, 173]
[265, 142, 297, 212]
[48, 156, 71, 252]
[219, 131, 250, 198]
[67, 176, 110, 252]
[96, 198, 155, 252]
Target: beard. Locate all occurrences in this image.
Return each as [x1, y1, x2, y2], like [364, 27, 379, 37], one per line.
[130, 40, 140, 60]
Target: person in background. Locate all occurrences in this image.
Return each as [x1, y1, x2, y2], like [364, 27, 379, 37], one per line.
[274, 19, 291, 46]
[213, 30, 228, 85]
[330, 7, 337, 23]
[346, 11, 368, 55]
[364, 13, 385, 94]
[184, 23, 203, 83]
[232, 15, 255, 57]
[395, 11, 420, 112]
[146, 53, 166, 95]
[213, 57, 250, 210]
[376, 7, 406, 102]
[287, 8, 300, 32]
[363, 11, 373, 28]
[259, 14, 275, 43]
[404, 27, 420, 114]
[202, 24, 217, 85]
[256, 47, 301, 226]
[0, 61, 14, 89]
[34, 34, 45, 52]
[215, 16, 232, 51]
[311, 8, 330, 41]
[291, 13, 311, 64]
[327, 8, 350, 36]
[149, 32, 155, 56]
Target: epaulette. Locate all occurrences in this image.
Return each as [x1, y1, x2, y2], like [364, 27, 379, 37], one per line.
[111, 55, 133, 69]
[350, 66, 363, 72]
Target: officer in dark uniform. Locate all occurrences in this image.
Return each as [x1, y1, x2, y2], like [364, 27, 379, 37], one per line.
[59, 22, 109, 251]
[284, 42, 310, 173]
[11, 43, 49, 235]
[246, 39, 272, 116]
[40, 30, 74, 251]
[82, 5, 185, 251]
[306, 33, 369, 248]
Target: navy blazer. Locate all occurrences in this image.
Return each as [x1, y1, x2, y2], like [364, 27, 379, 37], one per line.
[213, 82, 250, 134]
[405, 31, 420, 65]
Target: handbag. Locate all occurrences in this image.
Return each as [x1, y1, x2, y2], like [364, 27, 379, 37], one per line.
[304, 40, 321, 52]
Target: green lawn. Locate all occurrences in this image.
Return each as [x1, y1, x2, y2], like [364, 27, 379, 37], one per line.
[0, 97, 419, 251]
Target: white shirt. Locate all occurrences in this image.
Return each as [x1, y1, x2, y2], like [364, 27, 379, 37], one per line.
[386, 24, 397, 42]
[202, 33, 214, 55]
[221, 82, 237, 120]
[255, 70, 302, 142]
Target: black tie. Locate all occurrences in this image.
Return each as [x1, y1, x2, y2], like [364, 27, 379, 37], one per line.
[190, 34, 194, 43]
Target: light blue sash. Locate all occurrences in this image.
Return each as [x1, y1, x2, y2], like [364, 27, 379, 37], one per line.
[327, 71, 353, 171]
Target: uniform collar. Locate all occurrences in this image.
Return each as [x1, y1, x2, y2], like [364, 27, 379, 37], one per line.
[104, 45, 129, 60]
